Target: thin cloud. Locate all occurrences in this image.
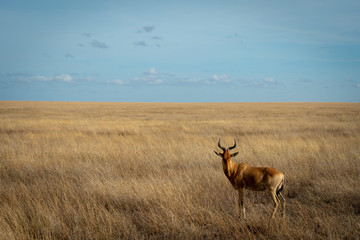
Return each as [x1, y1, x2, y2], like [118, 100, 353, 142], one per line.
[297, 78, 314, 84]
[227, 33, 240, 39]
[246, 77, 279, 88]
[133, 40, 161, 47]
[91, 40, 109, 49]
[133, 68, 163, 85]
[148, 79, 163, 85]
[133, 41, 148, 47]
[82, 33, 92, 38]
[55, 74, 72, 82]
[144, 25, 155, 33]
[264, 77, 275, 83]
[144, 67, 158, 75]
[226, 33, 244, 43]
[32, 75, 52, 82]
[64, 53, 74, 58]
[151, 36, 162, 40]
[133, 76, 163, 85]
[6, 73, 31, 78]
[108, 79, 127, 85]
[20, 74, 73, 83]
[204, 74, 231, 84]
[134, 26, 161, 47]
[137, 25, 155, 33]
[213, 74, 231, 83]
[184, 77, 202, 84]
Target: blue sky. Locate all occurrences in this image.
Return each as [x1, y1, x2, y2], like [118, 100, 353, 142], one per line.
[1, 0, 359, 102]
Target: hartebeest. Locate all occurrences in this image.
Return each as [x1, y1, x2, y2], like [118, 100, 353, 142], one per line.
[214, 139, 285, 219]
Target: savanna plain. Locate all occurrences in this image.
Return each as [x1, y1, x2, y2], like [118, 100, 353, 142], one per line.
[0, 101, 359, 239]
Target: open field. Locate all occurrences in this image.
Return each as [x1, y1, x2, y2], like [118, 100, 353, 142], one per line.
[1, 101, 360, 239]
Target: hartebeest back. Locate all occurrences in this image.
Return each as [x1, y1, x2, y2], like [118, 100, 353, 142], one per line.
[214, 139, 285, 219]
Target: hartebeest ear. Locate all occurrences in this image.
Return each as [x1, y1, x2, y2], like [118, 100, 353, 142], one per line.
[214, 150, 222, 156]
[231, 152, 239, 157]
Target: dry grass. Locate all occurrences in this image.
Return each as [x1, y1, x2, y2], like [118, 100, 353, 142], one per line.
[1, 101, 359, 239]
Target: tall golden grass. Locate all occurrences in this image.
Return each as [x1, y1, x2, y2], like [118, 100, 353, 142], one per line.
[1, 101, 359, 239]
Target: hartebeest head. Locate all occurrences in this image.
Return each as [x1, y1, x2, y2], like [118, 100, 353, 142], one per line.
[214, 139, 238, 177]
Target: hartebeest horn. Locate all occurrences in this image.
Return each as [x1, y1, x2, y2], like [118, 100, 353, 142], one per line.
[218, 139, 226, 151]
[228, 138, 237, 150]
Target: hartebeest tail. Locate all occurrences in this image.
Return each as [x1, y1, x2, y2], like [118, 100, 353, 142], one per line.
[276, 178, 284, 196]
[214, 139, 285, 219]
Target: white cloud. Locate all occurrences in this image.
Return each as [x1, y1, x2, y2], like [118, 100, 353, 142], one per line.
[55, 74, 72, 82]
[144, 67, 158, 75]
[133, 76, 163, 85]
[211, 74, 231, 83]
[111, 79, 126, 85]
[148, 79, 163, 85]
[32, 75, 52, 81]
[185, 77, 202, 83]
[245, 77, 279, 88]
[20, 74, 73, 83]
[264, 77, 275, 83]
[132, 68, 163, 85]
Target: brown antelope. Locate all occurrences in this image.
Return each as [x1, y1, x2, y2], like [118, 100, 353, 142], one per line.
[214, 139, 285, 219]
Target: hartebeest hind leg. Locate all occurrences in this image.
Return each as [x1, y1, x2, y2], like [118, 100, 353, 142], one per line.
[278, 192, 286, 218]
[269, 188, 286, 219]
[238, 188, 246, 218]
[270, 189, 280, 219]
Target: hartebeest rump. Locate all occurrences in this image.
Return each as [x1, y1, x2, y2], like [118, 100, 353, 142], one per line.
[214, 139, 285, 219]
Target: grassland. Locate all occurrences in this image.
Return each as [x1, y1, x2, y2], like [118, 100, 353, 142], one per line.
[0, 101, 359, 239]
